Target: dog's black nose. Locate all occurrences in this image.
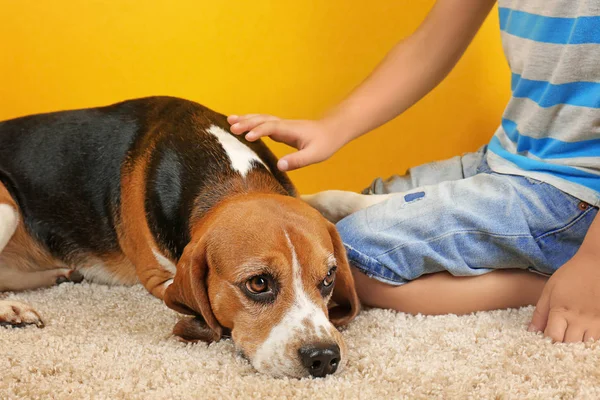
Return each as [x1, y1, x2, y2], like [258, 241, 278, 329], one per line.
[299, 344, 340, 377]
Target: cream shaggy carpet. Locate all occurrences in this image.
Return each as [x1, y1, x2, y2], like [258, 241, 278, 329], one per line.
[2, 282, 600, 399]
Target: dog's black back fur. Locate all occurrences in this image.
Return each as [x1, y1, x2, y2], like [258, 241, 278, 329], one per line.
[0, 97, 295, 263]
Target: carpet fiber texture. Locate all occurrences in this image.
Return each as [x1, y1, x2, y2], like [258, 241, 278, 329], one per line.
[2, 282, 600, 399]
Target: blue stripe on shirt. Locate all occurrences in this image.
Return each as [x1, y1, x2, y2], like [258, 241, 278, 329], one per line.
[499, 8, 600, 44]
[489, 136, 600, 193]
[501, 119, 600, 159]
[511, 74, 600, 108]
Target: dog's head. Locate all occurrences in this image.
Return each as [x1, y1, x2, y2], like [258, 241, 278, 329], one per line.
[163, 194, 360, 378]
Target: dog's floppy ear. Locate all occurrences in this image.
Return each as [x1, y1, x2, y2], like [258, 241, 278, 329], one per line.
[326, 222, 361, 327]
[163, 237, 222, 343]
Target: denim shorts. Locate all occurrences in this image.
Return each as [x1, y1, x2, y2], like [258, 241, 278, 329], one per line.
[336, 147, 599, 285]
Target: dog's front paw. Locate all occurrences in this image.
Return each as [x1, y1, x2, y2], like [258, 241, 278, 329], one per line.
[55, 269, 84, 285]
[0, 300, 44, 328]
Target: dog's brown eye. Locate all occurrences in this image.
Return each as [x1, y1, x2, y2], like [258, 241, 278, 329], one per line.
[246, 276, 270, 294]
[323, 267, 336, 287]
[241, 274, 278, 304]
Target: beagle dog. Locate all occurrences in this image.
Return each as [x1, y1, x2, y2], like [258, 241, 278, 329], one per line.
[0, 96, 360, 378]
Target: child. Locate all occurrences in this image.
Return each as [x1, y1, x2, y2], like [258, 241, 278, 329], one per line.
[228, 0, 600, 343]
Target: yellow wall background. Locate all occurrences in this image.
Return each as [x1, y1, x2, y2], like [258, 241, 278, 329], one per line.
[0, 1, 511, 194]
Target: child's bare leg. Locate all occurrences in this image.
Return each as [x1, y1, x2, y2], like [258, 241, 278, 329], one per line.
[353, 268, 547, 315]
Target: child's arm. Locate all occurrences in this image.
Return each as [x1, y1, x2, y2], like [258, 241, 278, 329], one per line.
[229, 0, 497, 171]
[529, 213, 600, 342]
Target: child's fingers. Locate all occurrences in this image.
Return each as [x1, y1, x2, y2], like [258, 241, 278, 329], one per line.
[528, 287, 551, 333]
[245, 120, 296, 143]
[583, 327, 600, 342]
[278, 148, 316, 171]
[229, 114, 277, 134]
[228, 113, 259, 124]
[239, 115, 280, 136]
[544, 311, 568, 343]
[563, 322, 586, 343]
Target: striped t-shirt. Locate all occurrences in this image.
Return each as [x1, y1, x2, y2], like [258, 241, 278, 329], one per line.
[487, 0, 600, 206]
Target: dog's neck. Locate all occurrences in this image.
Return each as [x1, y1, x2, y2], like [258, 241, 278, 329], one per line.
[190, 168, 294, 224]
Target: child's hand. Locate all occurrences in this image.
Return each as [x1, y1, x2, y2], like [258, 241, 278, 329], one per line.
[228, 114, 343, 171]
[529, 249, 600, 342]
